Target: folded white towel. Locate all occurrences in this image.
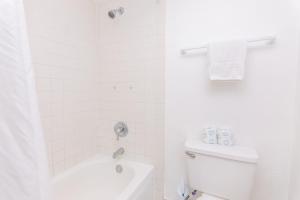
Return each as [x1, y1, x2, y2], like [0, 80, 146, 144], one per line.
[218, 128, 235, 146]
[208, 40, 247, 80]
[202, 127, 218, 144]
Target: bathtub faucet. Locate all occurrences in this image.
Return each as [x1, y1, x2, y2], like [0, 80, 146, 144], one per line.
[113, 147, 125, 159]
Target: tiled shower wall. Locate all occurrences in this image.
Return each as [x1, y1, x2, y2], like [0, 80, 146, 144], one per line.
[24, 0, 99, 175]
[25, 0, 165, 198]
[95, 0, 165, 198]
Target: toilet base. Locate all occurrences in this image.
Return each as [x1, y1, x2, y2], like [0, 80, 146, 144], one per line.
[196, 193, 224, 200]
[185, 190, 225, 200]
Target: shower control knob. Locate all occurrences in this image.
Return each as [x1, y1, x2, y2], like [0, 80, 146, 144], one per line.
[114, 122, 128, 140]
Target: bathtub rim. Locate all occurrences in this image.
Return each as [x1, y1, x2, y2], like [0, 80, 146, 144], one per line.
[51, 154, 154, 200]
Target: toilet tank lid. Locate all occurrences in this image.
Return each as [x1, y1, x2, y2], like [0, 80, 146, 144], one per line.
[185, 139, 259, 164]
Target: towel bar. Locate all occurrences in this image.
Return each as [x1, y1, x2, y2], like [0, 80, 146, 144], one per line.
[180, 35, 276, 55]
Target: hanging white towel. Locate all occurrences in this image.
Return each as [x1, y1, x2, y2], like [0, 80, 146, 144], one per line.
[208, 40, 247, 80]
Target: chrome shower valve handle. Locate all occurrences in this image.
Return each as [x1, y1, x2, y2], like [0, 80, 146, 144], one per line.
[114, 122, 128, 140]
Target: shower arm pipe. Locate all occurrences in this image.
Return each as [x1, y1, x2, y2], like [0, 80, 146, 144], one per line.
[180, 35, 276, 55]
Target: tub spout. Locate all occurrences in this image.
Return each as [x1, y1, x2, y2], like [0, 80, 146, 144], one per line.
[113, 147, 125, 159]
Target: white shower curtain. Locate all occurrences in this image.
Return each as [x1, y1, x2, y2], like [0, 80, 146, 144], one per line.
[0, 0, 50, 200]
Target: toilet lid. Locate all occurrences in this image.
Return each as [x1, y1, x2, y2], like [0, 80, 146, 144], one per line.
[185, 139, 259, 164]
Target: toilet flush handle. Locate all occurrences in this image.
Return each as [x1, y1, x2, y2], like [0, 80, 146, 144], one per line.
[185, 151, 196, 159]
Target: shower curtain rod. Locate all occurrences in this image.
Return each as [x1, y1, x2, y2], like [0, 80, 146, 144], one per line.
[180, 35, 276, 55]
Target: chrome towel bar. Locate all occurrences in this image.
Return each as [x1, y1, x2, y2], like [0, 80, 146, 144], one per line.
[180, 35, 276, 55]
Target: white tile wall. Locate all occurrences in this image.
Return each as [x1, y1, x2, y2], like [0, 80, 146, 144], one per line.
[25, 0, 165, 199]
[24, 0, 99, 176]
[96, 0, 165, 199]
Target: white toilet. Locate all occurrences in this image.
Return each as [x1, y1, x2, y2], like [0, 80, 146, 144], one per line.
[185, 139, 259, 200]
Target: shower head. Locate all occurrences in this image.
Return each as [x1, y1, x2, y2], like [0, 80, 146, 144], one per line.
[108, 7, 125, 19]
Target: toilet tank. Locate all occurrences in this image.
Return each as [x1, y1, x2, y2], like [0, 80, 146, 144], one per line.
[185, 139, 258, 200]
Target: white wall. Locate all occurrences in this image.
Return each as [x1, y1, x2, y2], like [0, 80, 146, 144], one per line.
[165, 0, 299, 200]
[288, 3, 300, 199]
[289, 31, 300, 200]
[24, 0, 99, 175]
[95, 0, 165, 199]
[289, 69, 300, 200]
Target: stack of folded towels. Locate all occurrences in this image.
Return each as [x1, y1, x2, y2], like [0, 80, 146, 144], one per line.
[202, 127, 234, 146]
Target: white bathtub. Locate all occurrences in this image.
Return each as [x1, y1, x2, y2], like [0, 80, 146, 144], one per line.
[52, 155, 154, 200]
